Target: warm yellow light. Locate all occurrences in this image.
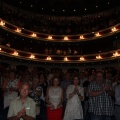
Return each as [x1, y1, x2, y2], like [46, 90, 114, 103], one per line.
[48, 35, 52, 40]
[111, 27, 118, 32]
[0, 20, 5, 26]
[0, 48, 2, 51]
[64, 36, 69, 40]
[46, 56, 52, 60]
[80, 56, 85, 61]
[96, 55, 102, 59]
[15, 28, 21, 33]
[112, 51, 120, 57]
[30, 54, 35, 59]
[31, 33, 37, 37]
[64, 57, 68, 61]
[12, 51, 19, 56]
[79, 35, 84, 39]
[95, 32, 101, 37]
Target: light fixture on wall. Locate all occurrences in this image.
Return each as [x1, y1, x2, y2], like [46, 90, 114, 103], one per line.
[30, 54, 35, 59]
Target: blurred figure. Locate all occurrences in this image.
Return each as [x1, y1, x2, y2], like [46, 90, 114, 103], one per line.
[29, 77, 42, 119]
[60, 72, 71, 115]
[82, 74, 95, 120]
[2, 71, 20, 119]
[46, 77, 63, 120]
[115, 78, 120, 120]
[63, 76, 84, 120]
[38, 73, 48, 120]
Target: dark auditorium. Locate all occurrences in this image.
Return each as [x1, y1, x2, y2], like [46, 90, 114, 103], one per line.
[0, 0, 120, 120]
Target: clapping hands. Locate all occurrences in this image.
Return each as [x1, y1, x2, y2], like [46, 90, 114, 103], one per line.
[17, 107, 26, 119]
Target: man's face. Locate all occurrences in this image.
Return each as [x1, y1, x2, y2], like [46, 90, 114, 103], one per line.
[19, 85, 30, 98]
[96, 73, 104, 84]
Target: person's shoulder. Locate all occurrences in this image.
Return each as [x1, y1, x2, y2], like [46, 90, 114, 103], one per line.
[28, 97, 36, 104]
[10, 97, 19, 104]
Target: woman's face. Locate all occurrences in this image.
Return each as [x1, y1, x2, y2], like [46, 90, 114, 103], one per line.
[53, 78, 59, 86]
[73, 77, 79, 86]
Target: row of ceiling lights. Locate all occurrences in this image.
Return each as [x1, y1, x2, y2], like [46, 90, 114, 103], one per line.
[0, 20, 119, 42]
[0, 47, 120, 62]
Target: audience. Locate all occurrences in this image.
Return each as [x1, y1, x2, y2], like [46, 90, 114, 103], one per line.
[0, 5, 120, 35]
[0, 65, 120, 120]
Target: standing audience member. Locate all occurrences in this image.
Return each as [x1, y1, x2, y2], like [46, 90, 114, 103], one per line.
[2, 71, 20, 119]
[115, 78, 120, 120]
[29, 77, 42, 119]
[63, 76, 84, 120]
[7, 82, 36, 120]
[39, 73, 48, 120]
[88, 71, 114, 120]
[60, 72, 71, 114]
[46, 77, 63, 120]
[82, 74, 95, 120]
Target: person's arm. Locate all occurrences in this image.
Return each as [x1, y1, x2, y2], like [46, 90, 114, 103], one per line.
[45, 87, 52, 105]
[22, 115, 35, 120]
[66, 86, 76, 99]
[8, 116, 19, 120]
[115, 86, 120, 101]
[57, 89, 64, 108]
[88, 90, 104, 97]
[77, 87, 84, 101]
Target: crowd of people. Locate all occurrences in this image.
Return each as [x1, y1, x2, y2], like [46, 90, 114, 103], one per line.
[0, 4, 120, 35]
[0, 65, 120, 120]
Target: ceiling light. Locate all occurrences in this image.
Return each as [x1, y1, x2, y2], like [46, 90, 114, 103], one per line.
[48, 35, 52, 40]
[96, 55, 102, 59]
[12, 51, 19, 56]
[31, 33, 37, 37]
[80, 56, 85, 61]
[64, 57, 68, 61]
[15, 28, 21, 33]
[79, 35, 85, 39]
[111, 27, 118, 32]
[46, 56, 52, 60]
[95, 32, 101, 37]
[112, 51, 120, 57]
[30, 54, 35, 59]
[64, 36, 69, 40]
[0, 20, 5, 26]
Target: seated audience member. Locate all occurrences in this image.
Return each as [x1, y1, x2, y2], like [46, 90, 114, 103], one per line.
[115, 78, 120, 120]
[29, 77, 42, 116]
[63, 76, 84, 120]
[7, 82, 36, 120]
[88, 71, 114, 120]
[2, 71, 20, 118]
[46, 77, 63, 120]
